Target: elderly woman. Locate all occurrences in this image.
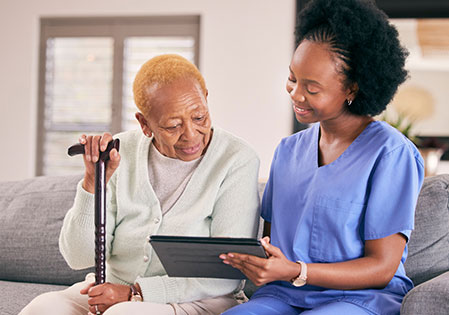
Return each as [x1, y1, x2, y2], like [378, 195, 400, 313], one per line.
[20, 54, 260, 315]
[221, 0, 424, 314]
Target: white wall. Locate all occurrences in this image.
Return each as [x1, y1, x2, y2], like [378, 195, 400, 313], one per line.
[0, 0, 295, 181]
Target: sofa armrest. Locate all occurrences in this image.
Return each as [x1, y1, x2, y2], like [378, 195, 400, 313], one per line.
[401, 271, 449, 315]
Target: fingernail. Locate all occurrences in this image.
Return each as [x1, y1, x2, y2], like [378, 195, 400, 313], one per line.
[260, 239, 266, 246]
[228, 253, 234, 258]
[92, 156, 98, 162]
[101, 145, 106, 151]
[223, 260, 230, 264]
[219, 254, 226, 259]
[86, 155, 91, 162]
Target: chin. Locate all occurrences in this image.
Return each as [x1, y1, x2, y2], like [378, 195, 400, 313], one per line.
[295, 115, 312, 125]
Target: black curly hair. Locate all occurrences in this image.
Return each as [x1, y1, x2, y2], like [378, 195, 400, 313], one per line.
[295, 0, 409, 116]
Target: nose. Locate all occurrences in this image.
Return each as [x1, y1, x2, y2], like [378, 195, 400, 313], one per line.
[288, 84, 306, 103]
[181, 121, 196, 140]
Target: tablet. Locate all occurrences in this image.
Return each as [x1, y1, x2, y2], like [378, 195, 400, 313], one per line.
[149, 235, 267, 279]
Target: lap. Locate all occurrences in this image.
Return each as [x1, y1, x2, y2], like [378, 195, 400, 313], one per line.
[20, 273, 237, 315]
[222, 297, 374, 315]
[221, 297, 303, 315]
[19, 274, 94, 315]
[301, 301, 373, 315]
[104, 294, 238, 315]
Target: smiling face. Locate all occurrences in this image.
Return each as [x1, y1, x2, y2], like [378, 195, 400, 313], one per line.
[287, 40, 357, 125]
[136, 77, 212, 161]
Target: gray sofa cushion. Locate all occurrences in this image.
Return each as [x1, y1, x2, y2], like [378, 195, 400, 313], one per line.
[405, 174, 449, 286]
[0, 280, 68, 315]
[401, 271, 449, 315]
[0, 175, 93, 285]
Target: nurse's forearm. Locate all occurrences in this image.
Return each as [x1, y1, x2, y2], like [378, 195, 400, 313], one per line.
[306, 233, 406, 290]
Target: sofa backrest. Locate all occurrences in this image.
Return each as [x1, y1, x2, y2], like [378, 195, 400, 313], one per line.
[405, 174, 449, 285]
[0, 174, 94, 285]
[2, 173, 447, 288]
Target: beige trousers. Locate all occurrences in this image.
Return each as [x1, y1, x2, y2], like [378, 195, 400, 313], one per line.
[19, 274, 239, 315]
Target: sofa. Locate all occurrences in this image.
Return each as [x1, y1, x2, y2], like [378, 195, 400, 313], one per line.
[0, 174, 448, 315]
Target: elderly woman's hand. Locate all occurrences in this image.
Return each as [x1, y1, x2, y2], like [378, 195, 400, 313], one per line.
[79, 133, 121, 194]
[219, 237, 301, 286]
[80, 281, 131, 314]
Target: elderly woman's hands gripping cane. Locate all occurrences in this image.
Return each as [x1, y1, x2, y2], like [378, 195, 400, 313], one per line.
[68, 134, 120, 314]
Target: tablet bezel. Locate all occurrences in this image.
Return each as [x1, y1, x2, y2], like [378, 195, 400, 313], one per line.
[149, 235, 267, 279]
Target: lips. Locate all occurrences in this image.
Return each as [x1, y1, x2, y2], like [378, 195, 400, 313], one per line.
[293, 105, 312, 115]
[176, 143, 202, 155]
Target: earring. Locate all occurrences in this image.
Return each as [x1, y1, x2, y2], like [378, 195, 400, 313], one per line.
[347, 99, 353, 106]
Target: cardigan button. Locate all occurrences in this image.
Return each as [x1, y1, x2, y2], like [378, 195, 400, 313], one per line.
[153, 218, 160, 224]
[143, 255, 149, 262]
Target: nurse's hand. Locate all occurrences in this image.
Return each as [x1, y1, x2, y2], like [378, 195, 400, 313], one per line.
[219, 237, 301, 286]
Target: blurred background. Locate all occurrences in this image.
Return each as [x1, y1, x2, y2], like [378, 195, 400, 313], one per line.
[0, 0, 448, 181]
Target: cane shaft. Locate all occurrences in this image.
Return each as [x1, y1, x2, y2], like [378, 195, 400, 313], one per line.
[67, 139, 119, 286]
[94, 160, 107, 285]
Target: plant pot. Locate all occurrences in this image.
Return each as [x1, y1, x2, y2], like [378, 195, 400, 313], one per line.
[419, 148, 444, 177]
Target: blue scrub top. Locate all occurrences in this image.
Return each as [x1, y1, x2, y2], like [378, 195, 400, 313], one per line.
[253, 121, 424, 315]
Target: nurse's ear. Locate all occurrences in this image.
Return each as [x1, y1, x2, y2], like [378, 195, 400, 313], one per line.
[346, 82, 359, 104]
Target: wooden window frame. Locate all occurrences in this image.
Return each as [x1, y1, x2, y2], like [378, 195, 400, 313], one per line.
[36, 16, 200, 175]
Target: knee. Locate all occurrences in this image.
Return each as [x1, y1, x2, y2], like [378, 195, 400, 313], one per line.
[20, 291, 62, 315]
[103, 302, 132, 315]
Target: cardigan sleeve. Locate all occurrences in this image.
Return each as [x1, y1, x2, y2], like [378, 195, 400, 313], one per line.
[59, 175, 117, 270]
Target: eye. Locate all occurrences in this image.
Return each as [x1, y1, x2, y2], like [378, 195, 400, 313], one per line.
[288, 76, 297, 83]
[193, 115, 205, 122]
[165, 124, 181, 131]
[306, 85, 319, 95]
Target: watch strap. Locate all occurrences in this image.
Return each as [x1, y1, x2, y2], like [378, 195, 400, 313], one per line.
[130, 284, 142, 302]
[291, 260, 307, 285]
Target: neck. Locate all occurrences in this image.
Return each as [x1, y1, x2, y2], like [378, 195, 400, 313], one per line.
[319, 113, 374, 144]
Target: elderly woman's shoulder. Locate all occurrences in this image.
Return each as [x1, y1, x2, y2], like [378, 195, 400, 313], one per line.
[212, 127, 259, 161]
[113, 129, 142, 143]
[111, 129, 147, 154]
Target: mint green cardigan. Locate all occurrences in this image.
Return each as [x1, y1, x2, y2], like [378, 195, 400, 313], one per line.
[59, 127, 260, 304]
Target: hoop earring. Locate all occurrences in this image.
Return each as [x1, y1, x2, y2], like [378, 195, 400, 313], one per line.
[347, 99, 353, 106]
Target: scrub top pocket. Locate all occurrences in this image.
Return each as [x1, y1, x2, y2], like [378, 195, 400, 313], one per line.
[309, 196, 366, 262]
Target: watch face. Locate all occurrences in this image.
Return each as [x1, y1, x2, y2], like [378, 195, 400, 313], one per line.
[131, 294, 143, 302]
[292, 277, 306, 287]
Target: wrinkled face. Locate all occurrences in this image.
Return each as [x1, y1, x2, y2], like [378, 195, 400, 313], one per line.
[137, 78, 212, 161]
[286, 40, 355, 125]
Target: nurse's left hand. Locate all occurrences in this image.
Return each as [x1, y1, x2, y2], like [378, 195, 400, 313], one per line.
[219, 236, 301, 286]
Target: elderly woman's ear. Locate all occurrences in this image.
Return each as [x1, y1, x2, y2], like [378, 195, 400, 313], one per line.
[135, 112, 152, 138]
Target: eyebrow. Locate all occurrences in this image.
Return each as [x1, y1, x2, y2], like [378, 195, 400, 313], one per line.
[302, 78, 322, 86]
[289, 66, 323, 86]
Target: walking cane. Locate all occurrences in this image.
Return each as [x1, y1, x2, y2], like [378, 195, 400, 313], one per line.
[67, 139, 120, 287]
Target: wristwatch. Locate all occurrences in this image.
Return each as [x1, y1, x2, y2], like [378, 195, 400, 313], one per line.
[291, 260, 307, 287]
[129, 284, 143, 302]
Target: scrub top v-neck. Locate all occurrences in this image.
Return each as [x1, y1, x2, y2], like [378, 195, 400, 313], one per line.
[254, 121, 424, 315]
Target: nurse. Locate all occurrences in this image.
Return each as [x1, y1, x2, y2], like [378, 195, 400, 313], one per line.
[220, 0, 424, 314]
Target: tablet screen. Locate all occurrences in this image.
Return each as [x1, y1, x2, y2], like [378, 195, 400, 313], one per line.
[149, 235, 267, 279]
